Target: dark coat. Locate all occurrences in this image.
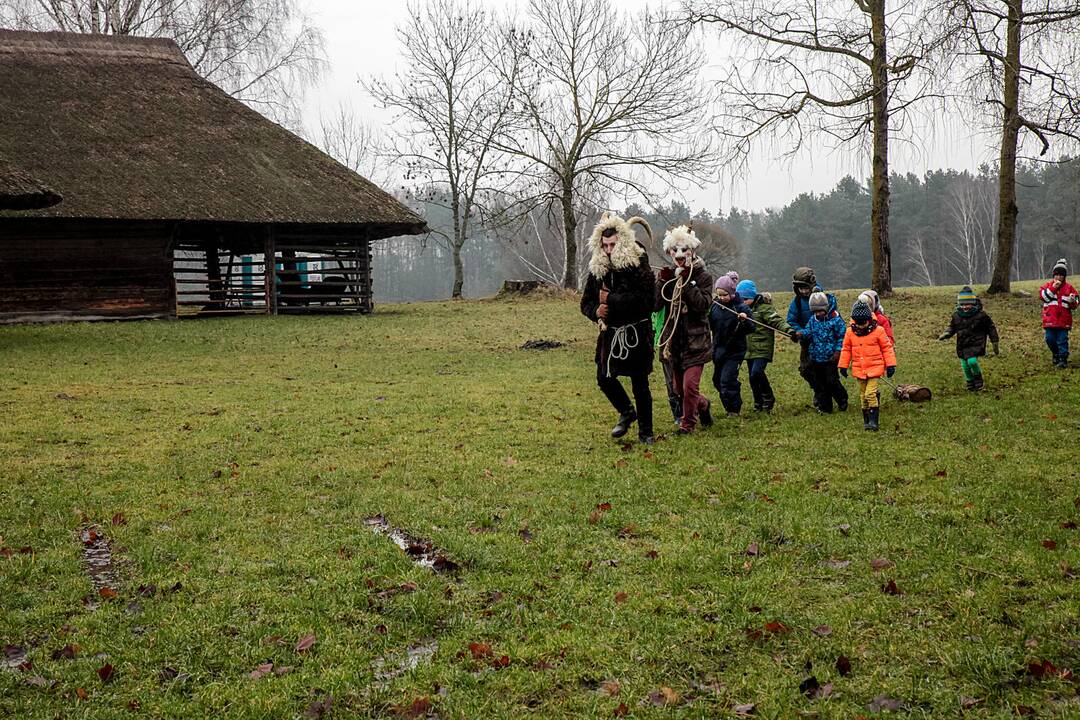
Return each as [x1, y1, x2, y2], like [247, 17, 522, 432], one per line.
[581, 246, 655, 377]
[708, 298, 754, 362]
[943, 306, 999, 359]
[655, 261, 714, 368]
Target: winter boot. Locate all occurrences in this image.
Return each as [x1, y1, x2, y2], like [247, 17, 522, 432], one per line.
[972, 374, 984, 391]
[639, 433, 655, 445]
[699, 400, 714, 428]
[862, 409, 871, 430]
[965, 379, 975, 392]
[610, 410, 637, 439]
[866, 407, 880, 432]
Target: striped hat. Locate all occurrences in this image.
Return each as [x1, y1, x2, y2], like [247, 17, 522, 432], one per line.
[851, 300, 873, 323]
[956, 286, 978, 305]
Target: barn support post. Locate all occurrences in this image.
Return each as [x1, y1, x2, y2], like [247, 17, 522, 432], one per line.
[265, 225, 277, 316]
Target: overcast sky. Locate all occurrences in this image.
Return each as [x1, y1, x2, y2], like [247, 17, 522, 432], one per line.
[300, 0, 997, 214]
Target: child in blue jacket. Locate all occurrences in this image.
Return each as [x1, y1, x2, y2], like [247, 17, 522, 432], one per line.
[804, 291, 848, 413]
[709, 273, 754, 416]
[787, 266, 839, 407]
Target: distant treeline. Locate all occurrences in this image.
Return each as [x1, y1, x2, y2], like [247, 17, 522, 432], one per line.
[373, 158, 1080, 302]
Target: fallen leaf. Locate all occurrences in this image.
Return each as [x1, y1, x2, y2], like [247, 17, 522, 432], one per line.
[960, 696, 983, 710]
[881, 579, 904, 596]
[127, 699, 141, 711]
[825, 559, 851, 570]
[645, 550, 659, 559]
[596, 502, 613, 511]
[599, 680, 620, 697]
[812, 625, 832, 637]
[745, 542, 760, 556]
[613, 459, 628, 469]
[837, 523, 851, 536]
[17, 546, 33, 555]
[868, 695, 903, 712]
[51, 644, 79, 660]
[395, 697, 431, 718]
[295, 633, 316, 653]
[97, 663, 115, 683]
[588, 510, 602, 525]
[614, 591, 629, 604]
[249, 662, 273, 680]
[1015, 705, 1035, 716]
[75, 686, 88, 699]
[273, 665, 294, 676]
[491, 654, 510, 669]
[617, 525, 637, 539]
[764, 620, 791, 635]
[1028, 659, 1058, 678]
[643, 450, 655, 460]
[304, 695, 333, 719]
[1043, 539, 1058, 550]
[747, 605, 762, 613]
[613, 703, 630, 716]
[468, 642, 493, 660]
[503, 456, 518, 467]
[519, 527, 534, 543]
[836, 655, 852, 676]
[935, 469, 948, 477]
[648, 686, 679, 707]
[111, 513, 127, 526]
[1061, 521, 1078, 530]
[138, 584, 157, 597]
[733, 702, 756, 716]
[870, 557, 895, 571]
[99, 587, 118, 599]
[799, 676, 821, 698]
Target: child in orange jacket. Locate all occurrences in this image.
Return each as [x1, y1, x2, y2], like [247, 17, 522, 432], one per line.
[838, 300, 897, 432]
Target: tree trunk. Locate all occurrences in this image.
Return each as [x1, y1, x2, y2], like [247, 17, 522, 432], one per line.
[451, 241, 465, 299]
[560, 182, 578, 290]
[988, 0, 1022, 294]
[869, 0, 893, 295]
[451, 196, 464, 299]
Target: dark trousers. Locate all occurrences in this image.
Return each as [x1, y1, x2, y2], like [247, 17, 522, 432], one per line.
[746, 358, 775, 410]
[1045, 328, 1070, 360]
[597, 371, 653, 437]
[799, 344, 818, 395]
[660, 358, 681, 423]
[811, 361, 848, 412]
[711, 353, 744, 414]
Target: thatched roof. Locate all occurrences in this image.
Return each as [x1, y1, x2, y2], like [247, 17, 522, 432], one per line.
[0, 155, 62, 210]
[0, 30, 425, 236]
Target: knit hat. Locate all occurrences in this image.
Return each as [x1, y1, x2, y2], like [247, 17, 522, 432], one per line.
[809, 291, 828, 312]
[736, 279, 758, 299]
[1053, 258, 1069, 276]
[714, 274, 738, 295]
[956, 286, 978, 305]
[858, 289, 883, 313]
[724, 270, 740, 285]
[792, 266, 816, 289]
[851, 300, 873, 323]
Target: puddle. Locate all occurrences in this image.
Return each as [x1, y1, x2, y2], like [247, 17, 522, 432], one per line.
[80, 527, 120, 593]
[372, 640, 438, 687]
[364, 517, 460, 573]
[521, 339, 564, 351]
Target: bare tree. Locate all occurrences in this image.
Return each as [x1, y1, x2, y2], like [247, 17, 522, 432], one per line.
[1, 0, 324, 127]
[365, 0, 518, 299]
[493, 0, 717, 290]
[683, 0, 951, 295]
[317, 103, 385, 184]
[950, 0, 1080, 293]
[944, 172, 997, 283]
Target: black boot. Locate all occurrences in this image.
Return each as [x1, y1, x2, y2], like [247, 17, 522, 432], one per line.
[965, 379, 975, 392]
[862, 409, 870, 430]
[611, 410, 636, 439]
[867, 407, 880, 432]
[972, 374, 984, 391]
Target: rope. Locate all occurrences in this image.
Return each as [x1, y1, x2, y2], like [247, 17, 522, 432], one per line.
[656, 274, 687, 361]
[605, 322, 640, 378]
[712, 300, 795, 339]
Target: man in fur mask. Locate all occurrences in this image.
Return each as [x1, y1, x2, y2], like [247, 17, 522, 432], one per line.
[580, 212, 657, 444]
[655, 225, 715, 434]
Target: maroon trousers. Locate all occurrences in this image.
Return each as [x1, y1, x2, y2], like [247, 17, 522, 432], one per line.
[669, 362, 709, 431]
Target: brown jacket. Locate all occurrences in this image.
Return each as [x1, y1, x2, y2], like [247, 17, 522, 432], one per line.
[655, 260, 714, 368]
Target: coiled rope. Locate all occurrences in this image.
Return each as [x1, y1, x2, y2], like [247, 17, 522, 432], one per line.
[657, 274, 688, 361]
[605, 322, 640, 378]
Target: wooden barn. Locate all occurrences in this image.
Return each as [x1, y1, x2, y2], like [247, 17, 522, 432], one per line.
[0, 30, 426, 323]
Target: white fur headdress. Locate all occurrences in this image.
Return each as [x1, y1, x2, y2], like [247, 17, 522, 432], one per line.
[662, 224, 701, 252]
[587, 212, 652, 279]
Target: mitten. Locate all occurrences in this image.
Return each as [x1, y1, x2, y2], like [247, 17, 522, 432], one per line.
[839, 368, 848, 378]
[993, 342, 1000, 356]
[886, 366, 896, 378]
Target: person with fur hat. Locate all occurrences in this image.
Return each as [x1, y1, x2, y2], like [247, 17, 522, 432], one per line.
[787, 266, 839, 407]
[1039, 259, 1079, 368]
[580, 212, 657, 443]
[857, 289, 894, 346]
[804, 291, 849, 413]
[938, 286, 999, 391]
[737, 279, 799, 412]
[708, 273, 754, 416]
[839, 300, 896, 431]
[656, 224, 715, 434]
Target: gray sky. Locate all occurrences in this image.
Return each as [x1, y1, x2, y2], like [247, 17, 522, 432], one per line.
[301, 0, 996, 213]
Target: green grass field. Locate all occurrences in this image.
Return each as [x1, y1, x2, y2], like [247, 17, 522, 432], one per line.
[1, 282, 1078, 719]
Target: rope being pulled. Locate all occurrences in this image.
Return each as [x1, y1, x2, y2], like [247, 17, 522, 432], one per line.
[711, 299, 796, 339]
[656, 274, 688, 361]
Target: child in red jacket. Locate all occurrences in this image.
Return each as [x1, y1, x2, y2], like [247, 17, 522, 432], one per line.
[1040, 259, 1079, 368]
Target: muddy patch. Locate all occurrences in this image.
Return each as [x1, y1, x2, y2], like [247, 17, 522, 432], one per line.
[372, 640, 438, 688]
[364, 517, 460, 573]
[80, 526, 120, 596]
[520, 339, 564, 351]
